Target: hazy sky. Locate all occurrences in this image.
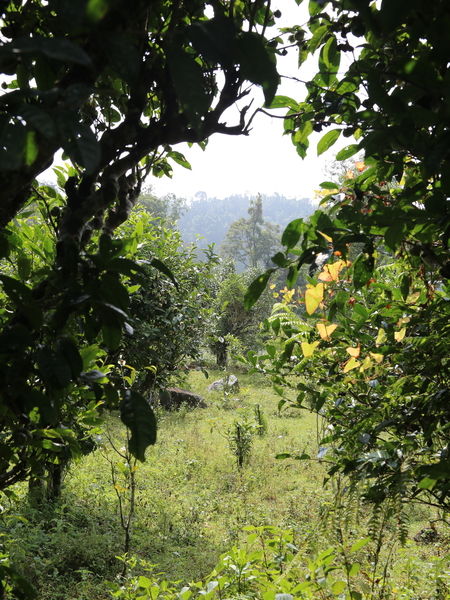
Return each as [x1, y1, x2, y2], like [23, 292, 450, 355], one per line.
[39, 3, 346, 201]
[150, 2, 339, 202]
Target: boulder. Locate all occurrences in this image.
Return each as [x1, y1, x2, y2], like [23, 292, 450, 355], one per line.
[207, 374, 240, 393]
[159, 387, 207, 411]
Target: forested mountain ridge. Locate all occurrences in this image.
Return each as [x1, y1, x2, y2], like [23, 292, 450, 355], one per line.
[177, 193, 315, 248]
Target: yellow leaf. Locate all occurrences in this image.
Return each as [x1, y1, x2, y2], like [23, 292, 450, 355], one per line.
[318, 230, 333, 243]
[397, 316, 411, 326]
[343, 357, 360, 373]
[318, 259, 347, 282]
[346, 345, 360, 358]
[301, 341, 320, 358]
[269, 284, 276, 289]
[369, 352, 384, 363]
[316, 322, 338, 340]
[305, 283, 324, 315]
[359, 356, 372, 372]
[406, 291, 420, 304]
[375, 328, 386, 346]
[394, 327, 406, 342]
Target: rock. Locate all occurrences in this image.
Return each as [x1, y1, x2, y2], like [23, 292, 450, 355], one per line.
[207, 374, 240, 393]
[159, 387, 207, 411]
[413, 525, 439, 544]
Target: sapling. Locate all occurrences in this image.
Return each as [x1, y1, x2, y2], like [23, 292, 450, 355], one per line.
[227, 419, 253, 468]
[253, 404, 267, 436]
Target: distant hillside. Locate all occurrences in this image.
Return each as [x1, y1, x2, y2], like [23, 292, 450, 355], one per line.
[178, 193, 315, 249]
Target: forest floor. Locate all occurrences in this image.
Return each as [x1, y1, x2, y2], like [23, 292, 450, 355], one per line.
[2, 370, 449, 599]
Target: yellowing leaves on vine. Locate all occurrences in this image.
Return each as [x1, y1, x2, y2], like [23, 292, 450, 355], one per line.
[316, 322, 338, 340]
[369, 352, 384, 363]
[305, 282, 324, 315]
[301, 341, 320, 358]
[359, 356, 372, 372]
[346, 345, 361, 358]
[375, 328, 387, 346]
[318, 259, 349, 282]
[394, 327, 407, 342]
[343, 357, 360, 372]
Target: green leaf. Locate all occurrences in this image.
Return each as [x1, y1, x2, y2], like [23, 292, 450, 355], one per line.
[331, 581, 346, 595]
[317, 129, 341, 156]
[318, 35, 340, 86]
[17, 255, 32, 281]
[308, 24, 329, 53]
[188, 17, 236, 65]
[80, 369, 107, 383]
[37, 349, 72, 389]
[86, 0, 109, 21]
[21, 105, 56, 137]
[269, 95, 299, 110]
[150, 258, 178, 288]
[102, 324, 122, 350]
[350, 537, 371, 553]
[236, 32, 279, 106]
[336, 144, 360, 161]
[244, 269, 275, 310]
[418, 477, 437, 490]
[400, 274, 411, 300]
[167, 46, 211, 128]
[0, 123, 27, 170]
[10, 36, 92, 66]
[120, 390, 157, 461]
[281, 218, 304, 248]
[384, 223, 405, 251]
[352, 254, 373, 289]
[309, 0, 329, 16]
[0, 274, 31, 302]
[271, 252, 290, 268]
[65, 124, 100, 173]
[276, 453, 292, 459]
[57, 338, 83, 379]
[286, 265, 299, 288]
[168, 151, 191, 170]
[320, 181, 339, 190]
[24, 131, 38, 166]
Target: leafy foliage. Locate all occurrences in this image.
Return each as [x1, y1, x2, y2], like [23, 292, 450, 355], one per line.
[245, 0, 450, 511]
[221, 194, 281, 270]
[0, 0, 285, 491]
[208, 265, 274, 367]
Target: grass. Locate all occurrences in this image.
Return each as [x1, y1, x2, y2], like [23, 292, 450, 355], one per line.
[1, 370, 449, 599]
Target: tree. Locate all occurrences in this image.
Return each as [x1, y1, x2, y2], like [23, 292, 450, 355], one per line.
[221, 195, 280, 270]
[115, 210, 218, 393]
[246, 0, 450, 510]
[209, 264, 274, 367]
[0, 0, 284, 494]
[138, 191, 186, 227]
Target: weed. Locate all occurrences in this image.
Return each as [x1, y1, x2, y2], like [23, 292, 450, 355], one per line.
[253, 404, 267, 436]
[226, 419, 254, 468]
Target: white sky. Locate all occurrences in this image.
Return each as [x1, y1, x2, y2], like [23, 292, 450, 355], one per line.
[40, 2, 348, 201]
[150, 2, 339, 201]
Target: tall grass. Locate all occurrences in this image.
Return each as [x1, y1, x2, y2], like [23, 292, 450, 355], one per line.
[1, 370, 448, 599]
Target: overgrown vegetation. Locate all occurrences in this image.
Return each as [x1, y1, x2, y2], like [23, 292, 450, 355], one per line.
[1, 0, 449, 598]
[1, 372, 449, 599]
